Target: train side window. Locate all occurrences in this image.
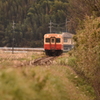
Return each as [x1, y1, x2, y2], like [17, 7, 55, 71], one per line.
[46, 38, 50, 42]
[56, 38, 60, 43]
[64, 38, 68, 42]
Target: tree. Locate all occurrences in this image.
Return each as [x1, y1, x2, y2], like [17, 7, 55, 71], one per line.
[73, 16, 100, 100]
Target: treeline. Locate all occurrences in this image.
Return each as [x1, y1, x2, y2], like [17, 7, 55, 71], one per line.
[0, 0, 100, 47]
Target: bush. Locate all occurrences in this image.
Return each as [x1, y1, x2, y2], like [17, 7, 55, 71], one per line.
[72, 16, 100, 100]
[67, 56, 77, 67]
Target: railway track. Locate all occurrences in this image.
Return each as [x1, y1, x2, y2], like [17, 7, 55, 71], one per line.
[0, 47, 44, 52]
[33, 56, 56, 65]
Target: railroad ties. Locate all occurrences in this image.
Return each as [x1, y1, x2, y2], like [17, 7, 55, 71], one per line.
[33, 56, 55, 65]
[13, 56, 56, 67]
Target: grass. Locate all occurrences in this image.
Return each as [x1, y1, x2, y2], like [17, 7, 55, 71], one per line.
[0, 52, 96, 100]
[0, 67, 70, 100]
[66, 69, 95, 98]
[67, 56, 96, 99]
[67, 56, 77, 67]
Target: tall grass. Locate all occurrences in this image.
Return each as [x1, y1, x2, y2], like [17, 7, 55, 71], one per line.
[0, 52, 96, 100]
[0, 67, 70, 100]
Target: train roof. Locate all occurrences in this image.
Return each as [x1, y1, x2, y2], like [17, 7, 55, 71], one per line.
[44, 33, 62, 36]
[62, 32, 74, 38]
[44, 32, 74, 38]
[45, 33, 61, 34]
[44, 33, 62, 38]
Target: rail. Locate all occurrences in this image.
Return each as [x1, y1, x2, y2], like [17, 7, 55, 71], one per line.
[0, 47, 44, 52]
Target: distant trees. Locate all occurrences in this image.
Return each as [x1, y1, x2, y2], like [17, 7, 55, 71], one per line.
[0, 0, 68, 47]
[0, 0, 34, 47]
[0, 0, 100, 47]
[23, 0, 68, 47]
[67, 0, 100, 32]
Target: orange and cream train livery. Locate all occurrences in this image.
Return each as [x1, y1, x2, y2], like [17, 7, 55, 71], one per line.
[44, 32, 74, 56]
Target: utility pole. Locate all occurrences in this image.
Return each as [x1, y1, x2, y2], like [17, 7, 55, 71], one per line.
[66, 18, 67, 32]
[12, 21, 15, 54]
[49, 20, 68, 33]
[66, 18, 70, 32]
[49, 20, 52, 33]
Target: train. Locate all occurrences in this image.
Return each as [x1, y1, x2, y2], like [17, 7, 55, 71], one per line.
[44, 32, 74, 56]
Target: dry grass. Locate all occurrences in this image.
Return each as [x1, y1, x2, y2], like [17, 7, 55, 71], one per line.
[0, 51, 44, 68]
[0, 51, 96, 100]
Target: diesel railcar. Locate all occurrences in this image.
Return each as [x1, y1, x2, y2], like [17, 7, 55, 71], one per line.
[44, 33, 63, 56]
[44, 32, 74, 56]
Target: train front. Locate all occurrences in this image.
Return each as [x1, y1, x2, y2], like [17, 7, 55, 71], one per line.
[44, 33, 63, 56]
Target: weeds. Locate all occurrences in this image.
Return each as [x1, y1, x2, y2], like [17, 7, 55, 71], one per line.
[0, 52, 96, 100]
[56, 57, 68, 65]
[67, 71, 95, 99]
[67, 56, 77, 67]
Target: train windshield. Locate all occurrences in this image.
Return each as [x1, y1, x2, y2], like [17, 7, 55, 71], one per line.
[52, 38, 55, 43]
[56, 38, 60, 43]
[46, 38, 50, 42]
[46, 38, 60, 43]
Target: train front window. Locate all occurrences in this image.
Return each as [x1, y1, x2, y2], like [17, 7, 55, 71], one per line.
[46, 38, 50, 42]
[56, 38, 60, 43]
[52, 38, 55, 43]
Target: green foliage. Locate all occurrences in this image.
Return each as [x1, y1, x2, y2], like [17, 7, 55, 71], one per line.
[67, 72, 95, 99]
[0, 67, 70, 100]
[0, 65, 95, 100]
[72, 16, 100, 100]
[67, 56, 77, 67]
[56, 57, 68, 65]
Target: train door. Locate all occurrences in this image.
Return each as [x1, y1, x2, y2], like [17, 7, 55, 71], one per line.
[50, 37, 56, 50]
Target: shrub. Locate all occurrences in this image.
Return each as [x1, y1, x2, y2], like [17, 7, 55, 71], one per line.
[67, 56, 77, 67]
[72, 16, 100, 100]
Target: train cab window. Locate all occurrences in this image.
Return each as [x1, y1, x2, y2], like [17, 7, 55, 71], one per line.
[46, 38, 50, 42]
[52, 38, 55, 43]
[56, 38, 60, 43]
